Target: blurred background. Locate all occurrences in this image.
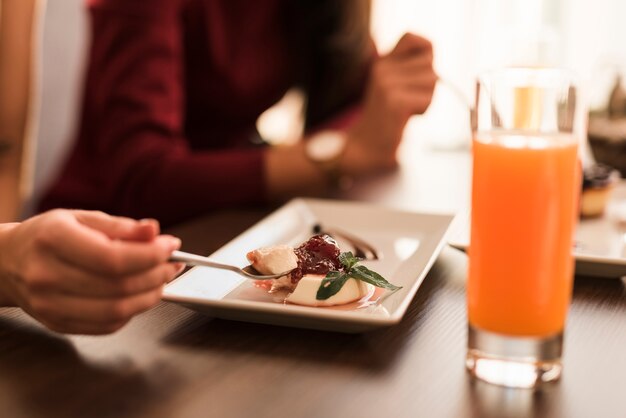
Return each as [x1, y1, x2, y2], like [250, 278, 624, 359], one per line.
[16, 0, 626, 213]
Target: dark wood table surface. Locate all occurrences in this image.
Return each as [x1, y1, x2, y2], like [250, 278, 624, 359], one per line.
[1, 140, 625, 418]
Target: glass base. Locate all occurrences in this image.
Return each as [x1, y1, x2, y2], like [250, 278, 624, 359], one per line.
[466, 325, 563, 389]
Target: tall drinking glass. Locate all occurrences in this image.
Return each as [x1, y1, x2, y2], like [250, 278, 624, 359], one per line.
[466, 68, 580, 388]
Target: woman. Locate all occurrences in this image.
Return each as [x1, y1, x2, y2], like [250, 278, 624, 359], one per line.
[40, 0, 437, 225]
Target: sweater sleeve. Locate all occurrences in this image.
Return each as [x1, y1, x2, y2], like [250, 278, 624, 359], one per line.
[79, 0, 266, 225]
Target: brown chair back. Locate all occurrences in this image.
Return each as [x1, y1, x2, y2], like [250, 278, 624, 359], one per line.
[0, 0, 43, 222]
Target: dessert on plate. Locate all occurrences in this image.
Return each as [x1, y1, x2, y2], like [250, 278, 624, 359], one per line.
[588, 75, 626, 177]
[580, 163, 620, 218]
[247, 234, 399, 307]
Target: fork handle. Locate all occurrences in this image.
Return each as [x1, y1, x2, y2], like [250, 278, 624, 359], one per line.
[169, 250, 241, 274]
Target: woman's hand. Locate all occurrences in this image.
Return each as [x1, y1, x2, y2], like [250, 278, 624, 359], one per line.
[343, 33, 437, 176]
[266, 33, 436, 199]
[0, 210, 182, 335]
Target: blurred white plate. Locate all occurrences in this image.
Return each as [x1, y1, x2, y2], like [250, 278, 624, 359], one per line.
[163, 198, 454, 333]
[448, 182, 626, 278]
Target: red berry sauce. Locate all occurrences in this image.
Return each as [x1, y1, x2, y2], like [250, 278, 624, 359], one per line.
[291, 235, 342, 283]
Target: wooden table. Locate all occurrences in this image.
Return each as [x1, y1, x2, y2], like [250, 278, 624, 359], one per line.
[1, 139, 625, 418]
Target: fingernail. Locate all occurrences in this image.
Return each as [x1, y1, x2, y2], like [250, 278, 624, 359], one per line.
[139, 218, 160, 234]
[158, 235, 181, 251]
[174, 262, 186, 276]
[167, 236, 182, 251]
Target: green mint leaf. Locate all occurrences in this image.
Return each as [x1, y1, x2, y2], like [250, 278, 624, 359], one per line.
[316, 255, 402, 301]
[349, 265, 402, 291]
[339, 252, 360, 270]
[316, 272, 350, 300]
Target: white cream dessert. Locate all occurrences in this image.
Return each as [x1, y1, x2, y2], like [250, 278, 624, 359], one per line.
[246, 245, 298, 289]
[285, 274, 371, 307]
[246, 235, 372, 307]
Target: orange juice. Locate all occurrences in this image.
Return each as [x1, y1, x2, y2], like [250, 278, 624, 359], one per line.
[468, 132, 579, 337]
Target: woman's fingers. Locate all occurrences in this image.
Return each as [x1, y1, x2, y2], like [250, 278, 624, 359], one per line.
[27, 286, 164, 326]
[389, 33, 433, 59]
[376, 53, 436, 85]
[392, 90, 434, 115]
[45, 215, 180, 276]
[26, 254, 180, 297]
[382, 72, 438, 91]
[387, 49, 433, 70]
[41, 317, 130, 335]
[74, 210, 159, 241]
[389, 58, 436, 82]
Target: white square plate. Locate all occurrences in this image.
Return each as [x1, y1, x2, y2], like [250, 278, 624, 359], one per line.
[448, 181, 626, 278]
[163, 198, 454, 333]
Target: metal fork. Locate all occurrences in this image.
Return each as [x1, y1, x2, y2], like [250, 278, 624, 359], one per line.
[169, 250, 294, 280]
